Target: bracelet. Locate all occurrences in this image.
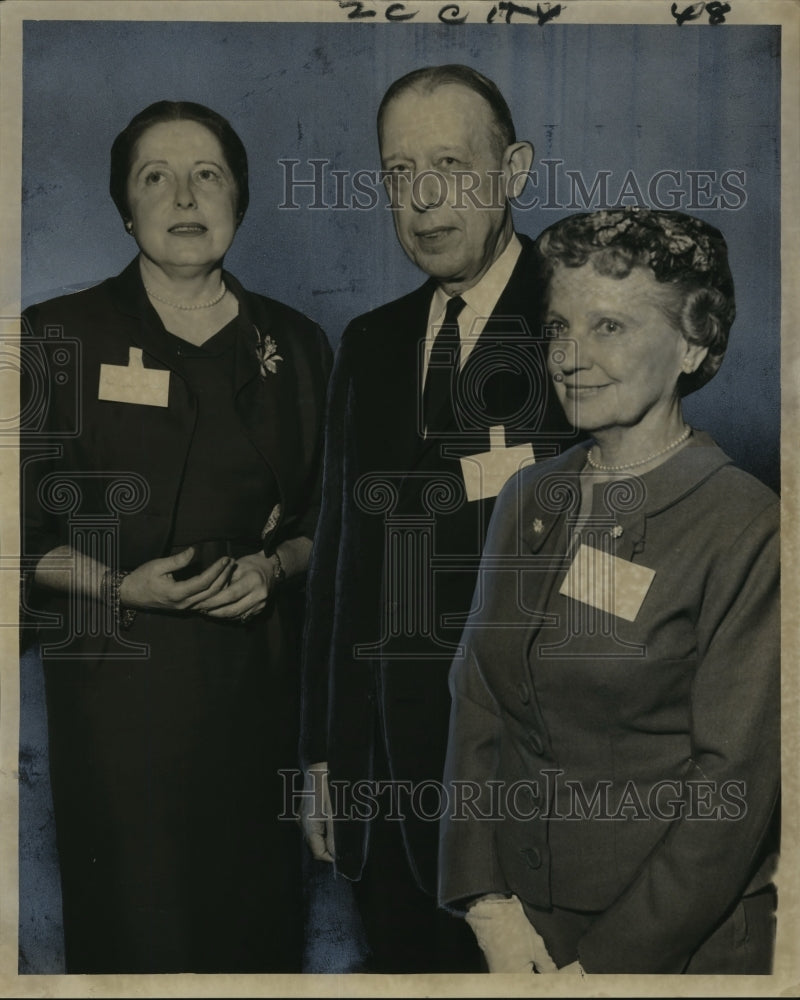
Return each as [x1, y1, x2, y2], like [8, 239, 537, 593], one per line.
[100, 569, 137, 630]
[272, 549, 286, 585]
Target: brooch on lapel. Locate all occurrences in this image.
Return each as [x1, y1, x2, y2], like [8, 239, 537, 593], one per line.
[254, 326, 283, 378]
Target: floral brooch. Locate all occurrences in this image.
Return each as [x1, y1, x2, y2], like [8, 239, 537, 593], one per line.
[254, 326, 283, 377]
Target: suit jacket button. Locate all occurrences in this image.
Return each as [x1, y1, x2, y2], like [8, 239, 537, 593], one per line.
[517, 682, 530, 704]
[520, 847, 542, 870]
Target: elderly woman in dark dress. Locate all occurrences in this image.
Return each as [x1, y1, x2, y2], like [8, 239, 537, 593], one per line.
[439, 208, 779, 974]
[21, 101, 331, 973]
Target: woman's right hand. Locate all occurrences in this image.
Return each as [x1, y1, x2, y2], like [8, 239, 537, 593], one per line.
[465, 895, 557, 973]
[118, 547, 235, 613]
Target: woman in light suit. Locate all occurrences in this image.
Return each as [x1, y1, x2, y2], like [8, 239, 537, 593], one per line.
[438, 208, 779, 974]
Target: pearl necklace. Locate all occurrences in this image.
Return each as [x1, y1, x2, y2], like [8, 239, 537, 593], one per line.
[586, 426, 692, 472]
[144, 282, 227, 311]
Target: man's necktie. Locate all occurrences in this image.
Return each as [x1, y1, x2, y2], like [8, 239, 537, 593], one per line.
[423, 295, 465, 433]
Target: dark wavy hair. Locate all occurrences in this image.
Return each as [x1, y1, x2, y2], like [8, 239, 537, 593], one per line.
[377, 64, 517, 157]
[109, 100, 249, 225]
[536, 208, 736, 395]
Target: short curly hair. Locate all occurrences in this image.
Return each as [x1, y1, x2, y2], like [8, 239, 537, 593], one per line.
[536, 208, 736, 395]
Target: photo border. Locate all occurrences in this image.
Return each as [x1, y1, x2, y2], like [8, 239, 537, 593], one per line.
[1, 1, 797, 996]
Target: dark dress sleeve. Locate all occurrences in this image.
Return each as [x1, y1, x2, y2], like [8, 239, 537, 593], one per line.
[20, 303, 76, 559]
[19, 302, 81, 648]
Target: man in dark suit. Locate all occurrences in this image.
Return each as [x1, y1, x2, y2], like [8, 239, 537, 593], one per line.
[299, 64, 579, 972]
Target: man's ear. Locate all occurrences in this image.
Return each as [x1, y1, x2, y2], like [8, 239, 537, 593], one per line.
[503, 141, 534, 200]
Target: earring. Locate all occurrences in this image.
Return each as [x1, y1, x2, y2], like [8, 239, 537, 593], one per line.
[124, 221, 134, 235]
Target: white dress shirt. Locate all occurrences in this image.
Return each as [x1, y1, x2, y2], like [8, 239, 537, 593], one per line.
[422, 234, 523, 386]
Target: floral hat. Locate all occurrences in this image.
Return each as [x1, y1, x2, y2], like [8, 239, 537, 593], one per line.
[536, 207, 734, 293]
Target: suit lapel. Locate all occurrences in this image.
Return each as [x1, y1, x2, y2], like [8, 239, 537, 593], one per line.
[487, 233, 543, 325]
[458, 236, 547, 437]
[360, 280, 435, 477]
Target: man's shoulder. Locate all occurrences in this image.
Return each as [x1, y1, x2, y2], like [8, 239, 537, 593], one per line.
[341, 280, 435, 343]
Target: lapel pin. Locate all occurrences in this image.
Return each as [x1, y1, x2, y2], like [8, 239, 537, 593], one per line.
[254, 327, 283, 378]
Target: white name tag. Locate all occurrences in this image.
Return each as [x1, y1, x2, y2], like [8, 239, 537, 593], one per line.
[460, 425, 535, 502]
[559, 542, 655, 623]
[98, 347, 170, 407]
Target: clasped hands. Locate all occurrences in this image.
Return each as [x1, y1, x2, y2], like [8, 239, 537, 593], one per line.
[118, 545, 277, 622]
